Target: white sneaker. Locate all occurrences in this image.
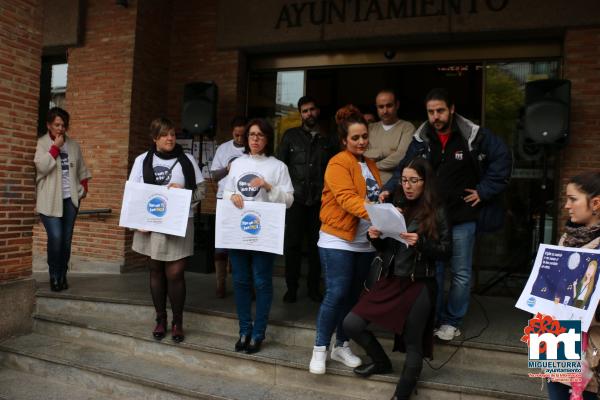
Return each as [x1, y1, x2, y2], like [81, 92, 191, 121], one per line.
[434, 324, 461, 341]
[330, 341, 362, 368]
[309, 346, 327, 374]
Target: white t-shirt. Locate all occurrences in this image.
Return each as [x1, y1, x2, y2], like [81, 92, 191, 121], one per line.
[59, 144, 71, 199]
[317, 161, 380, 252]
[210, 139, 245, 199]
[223, 154, 294, 208]
[128, 151, 204, 218]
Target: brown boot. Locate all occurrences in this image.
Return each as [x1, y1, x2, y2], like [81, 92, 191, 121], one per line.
[215, 258, 227, 298]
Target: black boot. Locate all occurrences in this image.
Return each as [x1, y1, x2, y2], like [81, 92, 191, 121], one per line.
[392, 365, 420, 399]
[352, 331, 392, 377]
[50, 277, 61, 292]
[60, 274, 69, 291]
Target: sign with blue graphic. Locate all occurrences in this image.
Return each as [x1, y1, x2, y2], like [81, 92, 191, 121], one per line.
[119, 181, 192, 237]
[516, 244, 600, 331]
[147, 195, 167, 217]
[240, 213, 261, 235]
[214, 199, 286, 255]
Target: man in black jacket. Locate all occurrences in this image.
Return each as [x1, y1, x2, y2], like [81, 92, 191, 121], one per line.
[382, 88, 512, 341]
[277, 96, 338, 303]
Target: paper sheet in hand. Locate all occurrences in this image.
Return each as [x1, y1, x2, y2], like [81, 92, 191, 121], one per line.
[365, 203, 407, 244]
[119, 181, 192, 237]
[515, 244, 600, 331]
[215, 199, 286, 255]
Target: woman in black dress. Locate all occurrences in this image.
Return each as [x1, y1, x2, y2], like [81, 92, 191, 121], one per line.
[343, 157, 451, 400]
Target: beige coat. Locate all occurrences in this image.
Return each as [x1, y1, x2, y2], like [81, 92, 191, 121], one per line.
[34, 133, 91, 217]
[364, 120, 415, 184]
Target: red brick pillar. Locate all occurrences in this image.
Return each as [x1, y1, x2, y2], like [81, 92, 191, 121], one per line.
[0, 0, 43, 338]
[560, 28, 600, 221]
[33, 0, 139, 272]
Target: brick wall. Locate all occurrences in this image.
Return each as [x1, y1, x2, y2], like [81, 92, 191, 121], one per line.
[33, 0, 138, 271]
[168, 0, 246, 214]
[125, 0, 173, 266]
[0, 0, 42, 282]
[560, 28, 600, 222]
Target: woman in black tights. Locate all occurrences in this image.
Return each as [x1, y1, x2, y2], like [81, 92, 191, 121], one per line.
[343, 157, 451, 399]
[128, 117, 205, 343]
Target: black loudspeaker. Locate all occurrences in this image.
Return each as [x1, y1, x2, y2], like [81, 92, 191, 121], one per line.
[523, 79, 570, 146]
[182, 82, 217, 137]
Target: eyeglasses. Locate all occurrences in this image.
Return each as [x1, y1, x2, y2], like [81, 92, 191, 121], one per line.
[248, 132, 266, 139]
[401, 177, 424, 185]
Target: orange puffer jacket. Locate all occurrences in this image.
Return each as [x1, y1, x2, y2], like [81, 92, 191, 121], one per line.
[319, 150, 382, 242]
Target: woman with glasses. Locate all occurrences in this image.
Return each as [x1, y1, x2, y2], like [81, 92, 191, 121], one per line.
[224, 118, 294, 354]
[343, 157, 451, 400]
[309, 105, 381, 374]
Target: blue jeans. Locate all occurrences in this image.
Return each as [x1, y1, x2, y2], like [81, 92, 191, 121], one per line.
[40, 199, 78, 280]
[315, 247, 374, 348]
[436, 221, 476, 327]
[229, 249, 275, 341]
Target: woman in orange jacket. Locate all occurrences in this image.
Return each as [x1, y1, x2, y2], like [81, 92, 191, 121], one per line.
[309, 105, 382, 374]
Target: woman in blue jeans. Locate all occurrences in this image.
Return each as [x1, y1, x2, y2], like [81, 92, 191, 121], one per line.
[309, 105, 382, 374]
[224, 118, 294, 354]
[34, 107, 91, 292]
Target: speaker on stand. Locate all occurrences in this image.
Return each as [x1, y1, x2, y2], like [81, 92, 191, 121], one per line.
[182, 81, 218, 273]
[477, 79, 570, 295]
[523, 79, 570, 247]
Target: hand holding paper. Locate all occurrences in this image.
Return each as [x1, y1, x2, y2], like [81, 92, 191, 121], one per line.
[365, 203, 408, 244]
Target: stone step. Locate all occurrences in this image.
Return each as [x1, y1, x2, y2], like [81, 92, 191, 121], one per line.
[35, 294, 529, 376]
[0, 333, 361, 400]
[0, 367, 116, 400]
[25, 308, 544, 400]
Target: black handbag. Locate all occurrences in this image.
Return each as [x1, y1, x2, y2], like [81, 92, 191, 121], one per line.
[364, 251, 394, 292]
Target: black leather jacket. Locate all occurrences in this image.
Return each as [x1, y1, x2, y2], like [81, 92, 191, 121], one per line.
[277, 126, 338, 206]
[369, 207, 452, 279]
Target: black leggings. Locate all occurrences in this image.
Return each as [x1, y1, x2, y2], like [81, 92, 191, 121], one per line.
[344, 286, 431, 394]
[149, 259, 187, 324]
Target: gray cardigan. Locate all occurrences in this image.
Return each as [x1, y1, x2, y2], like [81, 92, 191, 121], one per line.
[34, 133, 92, 217]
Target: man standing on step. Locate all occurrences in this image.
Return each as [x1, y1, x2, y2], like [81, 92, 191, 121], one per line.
[210, 116, 246, 298]
[364, 89, 415, 184]
[277, 96, 338, 303]
[381, 88, 511, 341]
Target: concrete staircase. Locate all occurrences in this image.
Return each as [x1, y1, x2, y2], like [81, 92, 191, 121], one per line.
[0, 276, 545, 400]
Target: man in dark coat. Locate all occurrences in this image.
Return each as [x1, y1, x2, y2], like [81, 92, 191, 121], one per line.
[277, 96, 338, 303]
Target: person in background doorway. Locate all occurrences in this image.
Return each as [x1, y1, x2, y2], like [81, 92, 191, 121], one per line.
[277, 96, 338, 303]
[129, 117, 205, 343]
[364, 89, 415, 184]
[34, 107, 91, 292]
[309, 105, 380, 375]
[210, 116, 246, 298]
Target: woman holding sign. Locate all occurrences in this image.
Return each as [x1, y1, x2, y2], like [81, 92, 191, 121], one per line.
[224, 118, 294, 354]
[547, 171, 600, 400]
[129, 117, 205, 343]
[343, 157, 451, 400]
[309, 105, 381, 374]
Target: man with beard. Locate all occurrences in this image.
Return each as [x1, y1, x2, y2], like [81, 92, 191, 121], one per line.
[277, 96, 338, 303]
[381, 88, 511, 341]
[364, 89, 415, 184]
